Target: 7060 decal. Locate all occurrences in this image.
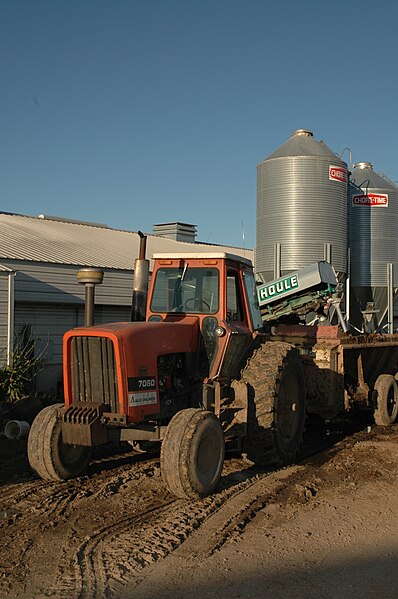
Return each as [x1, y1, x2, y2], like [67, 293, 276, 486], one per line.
[128, 376, 156, 391]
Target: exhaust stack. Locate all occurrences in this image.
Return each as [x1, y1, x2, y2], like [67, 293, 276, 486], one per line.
[132, 231, 149, 321]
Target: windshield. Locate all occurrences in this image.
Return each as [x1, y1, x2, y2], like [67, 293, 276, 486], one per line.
[150, 267, 219, 314]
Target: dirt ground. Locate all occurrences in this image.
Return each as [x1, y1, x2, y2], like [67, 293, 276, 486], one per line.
[1, 423, 398, 599]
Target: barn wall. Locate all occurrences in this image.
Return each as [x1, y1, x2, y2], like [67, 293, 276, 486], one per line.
[14, 302, 131, 397]
[0, 273, 9, 367]
[0, 260, 134, 306]
[0, 260, 135, 396]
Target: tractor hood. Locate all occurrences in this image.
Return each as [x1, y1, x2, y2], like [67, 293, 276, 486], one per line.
[63, 317, 201, 420]
[64, 316, 200, 357]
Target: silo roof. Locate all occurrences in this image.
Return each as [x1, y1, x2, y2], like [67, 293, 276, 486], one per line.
[261, 130, 344, 162]
[350, 164, 398, 191]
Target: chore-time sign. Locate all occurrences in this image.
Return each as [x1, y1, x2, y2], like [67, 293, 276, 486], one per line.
[257, 273, 299, 307]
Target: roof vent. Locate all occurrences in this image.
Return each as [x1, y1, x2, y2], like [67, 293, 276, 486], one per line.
[291, 129, 313, 138]
[352, 162, 374, 170]
[152, 222, 197, 243]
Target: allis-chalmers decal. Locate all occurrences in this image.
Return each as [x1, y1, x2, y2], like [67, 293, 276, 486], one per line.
[329, 165, 347, 183]
[352, 193, 389, 207]
[128, 376, 157, 407]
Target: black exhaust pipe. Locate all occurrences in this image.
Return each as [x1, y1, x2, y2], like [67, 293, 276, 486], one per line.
[132, 231, 149, 321]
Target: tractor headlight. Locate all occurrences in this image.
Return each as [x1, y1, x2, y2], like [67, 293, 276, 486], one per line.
[215, 326, 226, 337]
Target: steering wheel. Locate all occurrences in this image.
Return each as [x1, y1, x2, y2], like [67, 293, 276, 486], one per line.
[184, 297, 211, 311]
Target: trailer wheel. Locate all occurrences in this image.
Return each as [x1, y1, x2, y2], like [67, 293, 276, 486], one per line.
[160, 408, 225, 499]
[27, 404, 91, 481]
[242, 341, 306, 467]
[373, 374, 398, 426]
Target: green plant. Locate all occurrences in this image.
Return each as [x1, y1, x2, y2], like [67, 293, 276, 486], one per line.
[0, 338, 43, 403]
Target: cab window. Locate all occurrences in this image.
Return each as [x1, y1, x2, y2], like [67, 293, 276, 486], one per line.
[243, 270, 263, 330]
[226, 270, 244, 322]
[151, 267, 219, 314]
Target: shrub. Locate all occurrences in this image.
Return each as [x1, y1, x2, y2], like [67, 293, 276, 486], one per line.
[0, 338, 42, 403]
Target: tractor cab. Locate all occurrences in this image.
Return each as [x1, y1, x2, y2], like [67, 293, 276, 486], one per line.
[147, 253, 263, 381]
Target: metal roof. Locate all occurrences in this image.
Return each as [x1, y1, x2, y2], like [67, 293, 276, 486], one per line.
[0, 213, 253, 270]
[153, 252, 253, 266]
[350, 162, 398, 191]
[262, 129, 343, 162]
[0, 263, 14, 273]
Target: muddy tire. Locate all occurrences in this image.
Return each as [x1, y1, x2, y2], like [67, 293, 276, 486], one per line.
[242, 341, 306, 467]
[27, 404, 91, 481]
[160, 408, 225, 499]
[373, 374, 398, 426]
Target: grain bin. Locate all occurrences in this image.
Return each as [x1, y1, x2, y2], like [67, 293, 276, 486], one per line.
[349, 162, 398, 331]
[256, 129, 348, 282]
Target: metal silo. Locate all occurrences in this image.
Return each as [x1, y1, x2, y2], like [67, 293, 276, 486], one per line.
[256, 129, 348, 282]
[349, 162, 398, 332]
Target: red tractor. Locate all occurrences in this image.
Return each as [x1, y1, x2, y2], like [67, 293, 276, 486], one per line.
[27, 251, 309, 498]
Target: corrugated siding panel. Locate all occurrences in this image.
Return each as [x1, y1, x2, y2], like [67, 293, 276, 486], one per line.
[349, 180, 398, 287]
[0, 275, 8, 366]
[14, 303, 131, 364]
[1, 260, 134, 306]
[14, 302, 131, 396]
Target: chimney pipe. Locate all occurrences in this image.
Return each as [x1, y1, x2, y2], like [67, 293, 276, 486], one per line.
[132, 231, 149, 321]
[76, 268, 104, 326]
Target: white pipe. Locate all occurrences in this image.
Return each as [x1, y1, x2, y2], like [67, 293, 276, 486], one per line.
[345, 276, 350, 323]
[7, 270, 15, 367]
[346, 247, 350, 324]
[5, 420, 30, 440]
[323, 242, 332, 264]
[335, 303, 348, 333]
[273, 243, 281, 279]
[387, 263, 394, 334]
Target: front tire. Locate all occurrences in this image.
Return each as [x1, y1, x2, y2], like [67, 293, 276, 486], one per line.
[27, 404, 91, 481]
[161, 408, 225, 499]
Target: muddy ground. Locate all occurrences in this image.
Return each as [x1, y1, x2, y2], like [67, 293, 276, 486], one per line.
[1, 423, 398, 599]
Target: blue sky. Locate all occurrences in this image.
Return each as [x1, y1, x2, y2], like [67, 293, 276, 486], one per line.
[1, 0, 397, 248]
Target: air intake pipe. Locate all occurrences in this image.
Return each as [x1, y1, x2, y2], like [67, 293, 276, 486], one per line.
[132, 231, 149, 321]
[76, 268, 104, 326]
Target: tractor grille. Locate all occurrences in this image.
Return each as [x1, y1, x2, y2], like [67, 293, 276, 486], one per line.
[71, 336, 119, 413]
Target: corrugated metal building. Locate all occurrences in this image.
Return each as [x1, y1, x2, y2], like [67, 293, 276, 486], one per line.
[0, 212, 253, 397]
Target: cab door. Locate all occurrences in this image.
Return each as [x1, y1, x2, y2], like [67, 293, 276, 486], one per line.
[214, 267, 255, 380]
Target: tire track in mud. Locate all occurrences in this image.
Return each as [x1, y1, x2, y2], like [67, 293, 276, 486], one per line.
[0, 452, 162, 598]
[2, 429, 378, 599]
[174, 466, 303, 561]
[0, 480, 48, 512]
[1, 452, 159, 520]
[67, 499, 176, 599]
[49, 464, 302, 599]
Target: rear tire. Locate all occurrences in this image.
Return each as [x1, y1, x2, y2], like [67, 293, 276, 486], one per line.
[28, 404, 91, 481]
[161, 408, 225, 499]
[373, 374, 398, 426]
[242, 341, 306, 467]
